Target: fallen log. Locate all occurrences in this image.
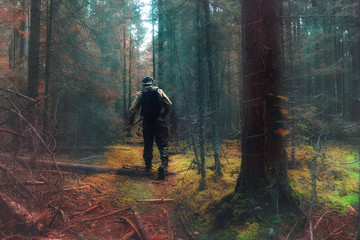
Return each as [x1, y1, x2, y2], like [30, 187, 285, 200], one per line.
[39, 162, 153, 177]
[131, 206, 153, 240]
[137, 198, 175, 203]
[0, 192, 43, 232]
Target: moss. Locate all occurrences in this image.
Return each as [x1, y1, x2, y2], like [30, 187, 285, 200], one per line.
[235, 222, 263, 240]
[72, 140, 358, 239]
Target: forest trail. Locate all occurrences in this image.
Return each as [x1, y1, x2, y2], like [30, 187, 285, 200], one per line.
[53, 141, 196, 240]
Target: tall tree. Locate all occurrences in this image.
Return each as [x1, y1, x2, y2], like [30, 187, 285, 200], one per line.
[236, 0, 290, 200]
[157, 0, 164, 86]
[196, 0, 206, 188]
[152, 0, 156, 79]
[122, 27, 127, 121]
[27, 0, 42, 99]
[43, 0, 54, 130]
[203, 0, 221, 175]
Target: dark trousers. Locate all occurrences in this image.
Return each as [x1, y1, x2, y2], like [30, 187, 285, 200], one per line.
[142, 117, 169, 168]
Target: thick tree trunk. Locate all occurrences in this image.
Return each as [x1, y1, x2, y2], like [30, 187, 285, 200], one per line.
[236, 0, 290, 198]
[27, 0, 42, 99]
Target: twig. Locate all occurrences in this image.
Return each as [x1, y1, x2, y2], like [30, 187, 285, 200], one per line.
[178, 210, 199, 240]
[314, 210, 334, 230]
[72, 205, 100, 216]
[0, 164, 40, 207]
[164, 208, 173, 240]
[286, 221, 298, 240]
[2, 93, 63, 179]
[63, 185, 90, 191]
[219, 145, 230, 164]
[120, 230, 136, 240]
[119, 216, 143, 240]
[322, 223, 347, 240]
[82, 207, 130, 221]
[0, 127, 26, 137]
[1, 181, 45, 186]
[340, 158, 360, 164]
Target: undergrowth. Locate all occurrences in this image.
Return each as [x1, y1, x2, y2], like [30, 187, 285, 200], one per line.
[60, 138, 358, 239]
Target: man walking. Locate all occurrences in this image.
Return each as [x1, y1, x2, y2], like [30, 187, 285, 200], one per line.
[128, 76, 172, 180]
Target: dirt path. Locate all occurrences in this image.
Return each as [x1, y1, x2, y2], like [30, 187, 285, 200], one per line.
[50, 143, 196, 240]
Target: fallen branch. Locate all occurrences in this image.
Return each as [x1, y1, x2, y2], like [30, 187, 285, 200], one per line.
[164, 208, 173, 240]
[40, 161, 153, 177]
[0, 128, 26, 137]
[1, 181, 45, 186]
[178, 210, 199, 240]
[119, 217, 143, 240]
[120, 230, 136, 240]
[314, 210, 334, 230]
[63, 185, 90, 191]
[82, 207, 130, 221]
[286, 221, 298, 240]
[137, 198, 175, 203]
[0, 192, 42, 232]
[72, 205, 100, 216]
[131, 206, 153, 240]
[0, 164, 39, 207]
[322, 223, 347, 240]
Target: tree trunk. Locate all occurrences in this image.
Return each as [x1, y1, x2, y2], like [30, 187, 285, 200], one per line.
[152, 0, 156, 80]
[235, 0, 290, 200]
[287, 0, 296, 167]
[123, 28, 127, 121]
[128, 28, 132, 110]
[203, 0, 221, 175]
[27, 0, 42, 99]
[158, 0, 164, 87]
[196, 0, 206, 188]
[43, 0, 54, 131]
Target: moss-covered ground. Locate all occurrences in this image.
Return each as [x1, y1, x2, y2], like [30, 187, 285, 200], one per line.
[58, 137, 358, 239]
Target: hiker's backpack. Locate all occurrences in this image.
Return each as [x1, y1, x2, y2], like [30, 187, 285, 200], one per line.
[141, 87, 163, 118]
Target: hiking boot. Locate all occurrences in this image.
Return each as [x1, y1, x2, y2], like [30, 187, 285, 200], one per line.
[158, 165, 166, 180]
[145, 166, 152, 172]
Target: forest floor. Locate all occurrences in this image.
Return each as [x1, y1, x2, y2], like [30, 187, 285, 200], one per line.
[32, 135, 358, 240]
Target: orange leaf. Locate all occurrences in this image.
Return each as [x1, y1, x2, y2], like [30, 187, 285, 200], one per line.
[276, 95, 289, 102]
[274, 128, 290, 137]
[280, 108, 289, 114]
